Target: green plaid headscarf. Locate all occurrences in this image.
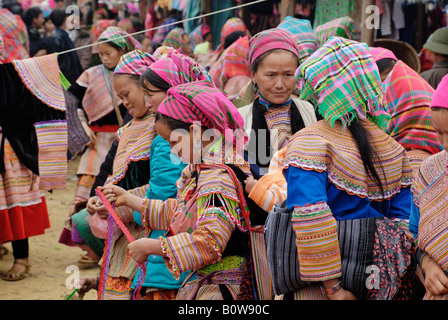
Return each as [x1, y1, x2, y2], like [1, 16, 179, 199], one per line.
[98, 26, 142, 52]
[296, 36, 390, 130]
[314, 16, 354, 48]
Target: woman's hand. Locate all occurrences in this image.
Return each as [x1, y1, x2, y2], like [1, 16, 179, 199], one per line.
[98, 185, 130, 208]
[86, 196, 108, 218]
[422, 254, 448, 295]
[81, 121, 97, 148]
[127, 238, 165, 264]
[244, 177, 258, 194]
[86, 196, 99, 214]
[322, 279, 357, 300]
[327, 288, 358, 300]
[74, 276, 98, 298]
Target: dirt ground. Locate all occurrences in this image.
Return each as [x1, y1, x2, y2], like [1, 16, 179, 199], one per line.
[0, 157, 99, 300]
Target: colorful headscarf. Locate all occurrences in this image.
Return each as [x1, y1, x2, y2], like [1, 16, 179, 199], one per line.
[315, 16, 354, 48]
[382, 60, 441, 154]
[158, 80, 248, 154]
[148, 51, 212, 87]
[114, 49, 157, 76]
[94, 7, 109, 20]
[0, 9, 29, 63]
[369, 47, 398, 62]
[190, 23, 211, 49]
[249, 28, 301, 66]
[98, 26, 142, 52]
[431, 74, 448, 109]
[91, 19, 117, 40]
[152, 45, 179, 59]
[162, 27, 191, 55]
[152, 16, 177, 45]
[91, 19, 117, 54]
[296, 37, 390, 130]
[215, 17, 250, 56]
[277, 16, 316, 64]
[117, 18, 135, 34]
[210, 35, 250, 91]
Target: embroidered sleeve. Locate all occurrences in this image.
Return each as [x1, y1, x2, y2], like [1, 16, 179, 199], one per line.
[249, 171, 287, 212]
[161, 196, 240, 280]
[292, 202, 342, 281]
[114, 184, 149, 223]
[141, 197, 178, 231]
[285, 165, 341, 281]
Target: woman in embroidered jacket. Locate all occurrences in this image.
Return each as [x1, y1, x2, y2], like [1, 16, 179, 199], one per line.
[237, 17, 318, 177]
[67, 27, 142, 217]
[100, 81, 255, 300]
[114, 50, 214, 300]
[409, 74, 448, 300]
[0, 11, 64, 280]
[284, 37, 417, 300]
[369, 47, 442, 173]
[72, 50, 159, 300]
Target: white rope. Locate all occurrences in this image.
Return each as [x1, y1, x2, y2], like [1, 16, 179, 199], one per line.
[58, 0, 267, 55]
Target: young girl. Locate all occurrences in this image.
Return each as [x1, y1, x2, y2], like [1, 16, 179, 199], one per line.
[127, 51, 213, 300]
[100, 80, 255, 300]
[60, 27, 142, 262]
[409, 74, 448, 300]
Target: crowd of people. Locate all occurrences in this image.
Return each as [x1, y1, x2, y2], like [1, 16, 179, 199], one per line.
[1, 0, 448, 301]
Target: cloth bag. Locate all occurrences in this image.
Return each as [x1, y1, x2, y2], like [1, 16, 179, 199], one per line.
[264, 200, 418, 299]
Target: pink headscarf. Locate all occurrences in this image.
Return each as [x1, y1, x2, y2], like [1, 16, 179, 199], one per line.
[249, 28, 300, 65]
[215, 17, 249, 56]
[158, 80, 247, 150]
[148, 51, 212, 86]
[431, 74, 448, 109]
[369, 47, 397, 62]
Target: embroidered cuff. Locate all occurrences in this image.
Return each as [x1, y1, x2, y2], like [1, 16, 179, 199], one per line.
[160, 236, 181, 281]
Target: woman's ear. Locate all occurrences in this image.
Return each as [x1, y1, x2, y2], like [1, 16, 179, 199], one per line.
[251, 70, 257, 87]
[189, 123, 203, 143]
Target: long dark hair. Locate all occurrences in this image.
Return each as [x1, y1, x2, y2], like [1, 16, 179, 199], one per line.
[140, 68, 171, 92]
[155, 112, 191, 132]
[347, 119, 385, 197]
[376, 58, 396, 75]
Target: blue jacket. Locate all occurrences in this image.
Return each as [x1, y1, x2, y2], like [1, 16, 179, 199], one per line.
[131, 135, 192, 290]
[285, 166, 412, 221]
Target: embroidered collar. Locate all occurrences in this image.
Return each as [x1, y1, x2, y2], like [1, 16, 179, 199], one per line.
[257, 92, 292, 109]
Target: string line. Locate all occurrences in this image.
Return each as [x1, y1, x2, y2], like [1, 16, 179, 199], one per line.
[58, 0, 267, 55]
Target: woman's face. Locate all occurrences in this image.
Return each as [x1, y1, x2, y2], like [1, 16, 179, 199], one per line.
[114, 75, 147, 118]
[141, 79, 168, 114]
[431, 108, 448, 150]
[182, 34, 192, 54]
[141, 38, 153, 54]
[155, 120, 199, 164]
[252, 50, 298, 105]
[98, 43, 125, 70]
